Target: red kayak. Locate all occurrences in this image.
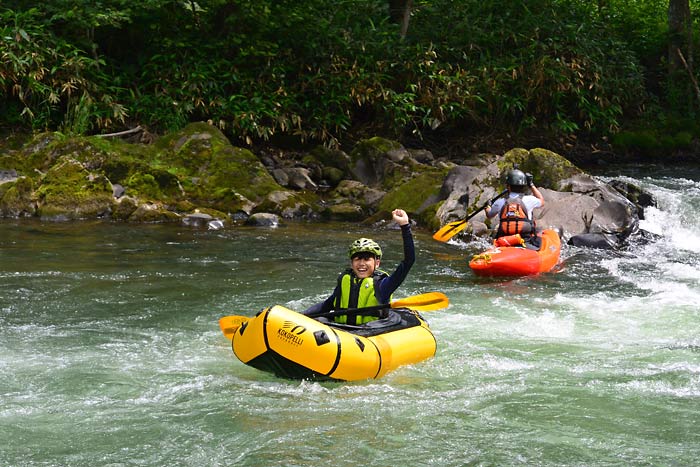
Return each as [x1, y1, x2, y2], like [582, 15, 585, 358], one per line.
[469, 229, 561, 276]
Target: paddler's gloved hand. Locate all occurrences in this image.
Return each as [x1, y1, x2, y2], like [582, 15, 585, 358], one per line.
[526, 173, 534, 186]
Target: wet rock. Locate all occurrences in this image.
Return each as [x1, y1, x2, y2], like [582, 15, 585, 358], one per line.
[284, 167, 318, 191]
[182, 212, 213, 227]
[324, 203, 365, 221]
[112, 196, 138, 220]
[246, 212, 280, 227]
[207, 219, 224, 230]
[112, 183, 125, 199]
[408, 149, 435, 164]
[256, 190, 315, 219]
[608, 179, 657, 220]
[568, 232, 620, 249]
[332, 180, 386, 209]
[128, 203, 180, 222]
[0, 176, 35, 218]
[0, 169, 18, 183]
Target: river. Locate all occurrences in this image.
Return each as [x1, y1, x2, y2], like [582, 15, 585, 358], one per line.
[1, 166, 699, 466]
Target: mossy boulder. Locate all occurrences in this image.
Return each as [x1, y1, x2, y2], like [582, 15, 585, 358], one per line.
[123, 168, 182, 200]
[156, 123, 225, 172]
[154, 123, 284, 210]
[127, 203, 181, 223]
[112, 196, 139, 221]
[20, 134, 141, 177]
[322, 166, 345, 187]
[35, 157, 114, 220]
[17, 132, 65, 172]
[0, 176, 35, 217]
[207, 146, 283, 200]
[378, 169, 448, 214]
[308, 146, 352, 172]
[12, 133, 168, 207]
[254, 190, 318, 219]
[495, 148, 581, 191]
[0, 154, 26, 175]
[13, 123, 297, 219]
[323, 202, 366, 221]
[13, 124, 289, 218]
[331, 180, 385, 210]
[348, 137, 427, 191]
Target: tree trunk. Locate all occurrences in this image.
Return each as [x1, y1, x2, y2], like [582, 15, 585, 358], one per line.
[667, 0, 699, 107]
[389, 0, 413, 39]
[668, 0, 691, 74]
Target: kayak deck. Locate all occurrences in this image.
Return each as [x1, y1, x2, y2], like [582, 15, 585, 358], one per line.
[469, 229, 561, 276]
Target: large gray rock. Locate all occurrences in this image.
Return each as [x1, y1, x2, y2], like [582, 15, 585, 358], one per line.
[433, 151, 650, 248]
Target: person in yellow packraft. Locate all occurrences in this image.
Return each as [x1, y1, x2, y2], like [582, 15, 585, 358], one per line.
[302, 209, 414, 324]
[485, 169, 545, 249]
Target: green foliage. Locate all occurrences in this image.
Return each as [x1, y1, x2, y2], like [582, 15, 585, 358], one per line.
[1, 0, 697, 150]
[409, 0, 647, 135]
[602, 0, 699, 124]
[612, 128, 694, 159]
[0, 7, 127, 133]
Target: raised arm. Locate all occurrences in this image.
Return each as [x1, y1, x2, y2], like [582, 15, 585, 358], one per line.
[529, 184, 545, 208]
[375, 210, 415, 302]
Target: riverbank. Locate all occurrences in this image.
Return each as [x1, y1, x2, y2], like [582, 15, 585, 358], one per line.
[0, 122, 676, 254]
[3, 121, 699, 179]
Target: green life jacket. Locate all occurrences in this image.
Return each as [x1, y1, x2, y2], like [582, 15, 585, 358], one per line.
[333, 269, 390, 325]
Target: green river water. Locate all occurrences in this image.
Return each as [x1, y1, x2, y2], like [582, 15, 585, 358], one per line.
[1, 169, 699, 466]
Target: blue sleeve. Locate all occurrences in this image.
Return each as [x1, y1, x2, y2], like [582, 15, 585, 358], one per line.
[303, 284, 339, 315]
[487, 198, 505, 218]
[375, 224, 415, 303]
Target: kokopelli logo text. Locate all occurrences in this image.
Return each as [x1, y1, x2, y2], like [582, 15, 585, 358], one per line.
[277, 321, 306, 346]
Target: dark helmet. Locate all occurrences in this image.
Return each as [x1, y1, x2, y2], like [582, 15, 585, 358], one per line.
[505, 169, 527, 187]
[348, 238, 382, 259]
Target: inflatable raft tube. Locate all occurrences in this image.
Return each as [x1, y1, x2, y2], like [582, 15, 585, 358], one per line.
[231, 305, 436, 381]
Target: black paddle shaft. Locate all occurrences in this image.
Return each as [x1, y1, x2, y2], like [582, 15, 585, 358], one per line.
[467, 189, 509, 221]
[309, 302, 392, 319]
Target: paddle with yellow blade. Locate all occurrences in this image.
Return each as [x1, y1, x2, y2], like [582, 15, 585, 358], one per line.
[432, 190, 508, 242]
[218, 291, 449, 340]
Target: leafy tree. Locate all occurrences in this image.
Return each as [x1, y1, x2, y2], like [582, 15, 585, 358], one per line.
[1, 0, 697, 149]
[0, 4, 127, 132]
[668, 0, 699, 108]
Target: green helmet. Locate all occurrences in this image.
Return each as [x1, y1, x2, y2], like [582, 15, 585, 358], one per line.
[348, 238, 382, 259]
[505, 169, 527, 187]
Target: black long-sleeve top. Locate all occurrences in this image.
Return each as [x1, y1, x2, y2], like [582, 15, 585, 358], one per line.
[303, 224, 415, 315]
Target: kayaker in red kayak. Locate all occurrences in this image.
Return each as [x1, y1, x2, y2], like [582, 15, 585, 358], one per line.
[484, 169, 545, 249]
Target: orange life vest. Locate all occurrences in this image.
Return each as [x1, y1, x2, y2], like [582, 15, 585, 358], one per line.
[497, 196, 535, 237]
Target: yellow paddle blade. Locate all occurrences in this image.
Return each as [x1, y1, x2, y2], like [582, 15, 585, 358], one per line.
[432, 190, 508, 243]
[432, 220, 467, 242]
[219, 315, 249, 340]
[391, 291, 449, 311]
